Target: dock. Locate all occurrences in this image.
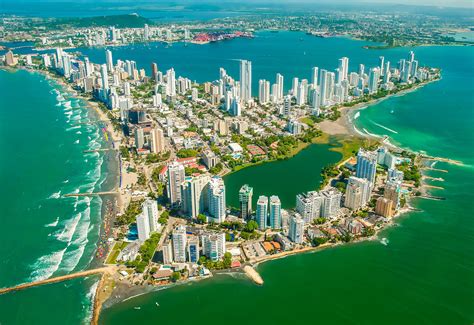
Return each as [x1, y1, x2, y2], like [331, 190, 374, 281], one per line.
[422, 175, 444, 182]
[63, 191, 118, 197]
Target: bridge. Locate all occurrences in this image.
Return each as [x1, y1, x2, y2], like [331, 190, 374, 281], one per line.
[0, 266, 115, 296]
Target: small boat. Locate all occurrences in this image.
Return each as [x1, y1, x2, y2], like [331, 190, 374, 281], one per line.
[155, 302, 160, 307]
[134, 307, 141, 310]
[390, 110, 394, 114]
[380, 238, 389, 246]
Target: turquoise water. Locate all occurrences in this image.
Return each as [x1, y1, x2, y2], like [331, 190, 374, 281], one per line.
[99, 34, 474, 324]
[1, 31, 473, 324]
[0, 69, 108, 323]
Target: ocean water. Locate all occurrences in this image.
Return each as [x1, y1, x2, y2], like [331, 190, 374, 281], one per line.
[0, 69, 108, 324]
[0, 32, 473, 324]
[98, 34, 474, 324]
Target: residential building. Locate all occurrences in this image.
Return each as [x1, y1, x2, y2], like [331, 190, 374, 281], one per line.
[256, 195, 268, 230]
[187, 236, 200, 263]
[356, 149, 378, 184]
[142, 199, 159, 232]
[320, 188, 342, 219]
[269, 195, 282, 229]
[167, 161, 186, 206]
[208, 176, 226, 223]
[181, 174, 210, 219]
[239, 184, 253, 220]
[296, 191, 323, 224]
[172, 225, 187, 263]
[375, 197, 394, 218]
[136, 213, 150, 242]
[202, 233, 226, 261]
[289, 214, 304, 244]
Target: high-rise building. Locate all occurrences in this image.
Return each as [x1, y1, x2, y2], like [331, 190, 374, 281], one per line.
[289, 214, 304, 244]
[319, 69, 328, 106]
[338, 57, 349, 81]
[368, 67, 380, 94]
[269, 196, 282, 229]
[202, 233, 226, 261]
[151, 127, 165, 153]
[136, 213, 150, 242]
[151, 62, 158, 81]
[134, 128, 145, 149]
[181, 174, 210, 219]
[379, 56, 385, 75]
[276, 73, 284, 99]
[356, 149, 378, 184]
[296, 191, 323, 224]
[375, 197, 394, 218]
[100, 64, 109, 99]
[142, 199, 159, 232]
[167, 161, 185, 206]
[239, 60, 252, 103]
[256, 195, 268, 230]
[144, 24, 150, 40]
[208, 176, 226, 223]
[291, 77, 299, 96]
[320, 188, 342, 219]
[384, 179, 401, 209]
[259, 79, 270, 104]
[282, 95, 291, 116]
[162, 240, 173, 264]
[166, 68, 176, 97]
[239, 184, 253, 220]
[172, 225, 187, 263]
[187, 236, 200, 263]
[311, 67, 319, 87]
[105, 50, 113, 73]
[344, 176, 372, 210]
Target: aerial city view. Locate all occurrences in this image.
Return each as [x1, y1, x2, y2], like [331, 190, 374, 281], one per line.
[0, 0, 473, 324]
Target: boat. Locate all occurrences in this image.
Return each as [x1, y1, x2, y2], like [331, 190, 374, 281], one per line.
[380, 238, 389, 246]
[134, 307, 141, 310]
[155, 302, 160, 307]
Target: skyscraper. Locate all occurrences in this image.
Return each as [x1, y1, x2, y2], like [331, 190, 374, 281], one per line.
[100, 64, 109, 99]
[320, 69, 328, 106]
[167, 161, 185, 206]
[172, 225, 187, 263]
[239, 60, 252, 103]
[151, 62, 158, 81]
[187, 236, 200, 263]
[142, 199, 159, 232]
[181, 174, 210, 219]
[136, 213, 150, 242]
[289, 214, 304, 244]
[105, 50, 113, 73]
[202, 233, 226, 261]
[379, 56, 385, 76]
[208, 176, 226, 223]
[356, 149, 378, 184]
[320, 188, 342, 219]
[311, 67, 319, 87]
[166, 68, 176, 97]
[345, 176, 372, 209]
[368, 67, 380, 94]
[338, 57, 349, 81]
[239, 184, 253, 220]
[150, 127, 165, 153]
[276, 73, 284, 99]
[259, 79, 270, 104]
[256, 195, 268, 230]
[296, 191, 323, 224]
[269, 195, 282, 229]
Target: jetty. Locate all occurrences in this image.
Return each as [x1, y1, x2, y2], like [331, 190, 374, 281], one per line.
[64, 191, 118, 197]
[422, 175, 444, 182]
[420, 155, 463, 166]
[83, 148, 116, 153]
[0, 266, 115, 296]
[422, 167, 449, 173]
[419, 195, 446, 201]
[243, 266, 264, 285]
[423, 184, 444, 190]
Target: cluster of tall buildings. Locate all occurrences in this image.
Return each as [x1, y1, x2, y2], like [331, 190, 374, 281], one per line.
[166, 161, 227, 223]
[134, 126, 166, 154]
[162, 225, 226, 264]
[255, 195, 282, 230]
[296, 188, 343, 223]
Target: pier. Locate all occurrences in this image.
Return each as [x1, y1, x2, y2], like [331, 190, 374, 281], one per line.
[419, 195, 446, 201]
[420, 155, 463, 166]
[422, 176, 445, 182]
[243, 265, 264, 285]
[64, 191, 119, 197]
[424, 184, 444, 190]
[0, 266, 115, 296]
